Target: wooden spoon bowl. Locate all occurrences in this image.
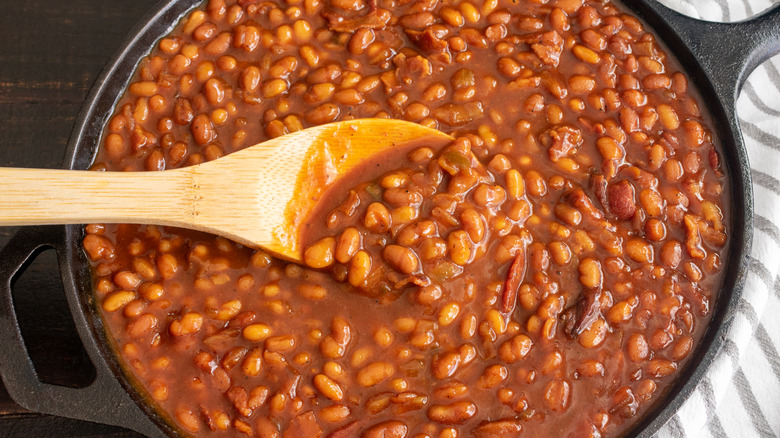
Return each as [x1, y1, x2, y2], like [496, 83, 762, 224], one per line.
[0, 119, 452, 262]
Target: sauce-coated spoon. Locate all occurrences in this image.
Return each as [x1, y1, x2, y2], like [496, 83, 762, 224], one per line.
[0, 119, 452, 262]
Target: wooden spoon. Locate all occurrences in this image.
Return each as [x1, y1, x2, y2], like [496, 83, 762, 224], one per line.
[0, 119, 452, 262]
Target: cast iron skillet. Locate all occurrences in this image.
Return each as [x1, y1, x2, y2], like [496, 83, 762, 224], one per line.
[0, 0, 778, 436]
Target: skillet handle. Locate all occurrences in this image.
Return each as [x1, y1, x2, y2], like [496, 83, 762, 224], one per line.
[0, 226, 164, 437]
[636, 1, 780, 106]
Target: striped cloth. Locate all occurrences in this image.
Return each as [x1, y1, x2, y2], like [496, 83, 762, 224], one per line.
[654, 0, 780, 437]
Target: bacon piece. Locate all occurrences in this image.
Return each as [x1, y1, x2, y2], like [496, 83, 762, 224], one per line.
[284, 411, 322, 438]
[530, 30, 563, 66]
[501, 248, 526, 314]
[406, 28, 448, 54]
[709, 146, 723, 176]
[592, 174, 609, 212]
[542, 125, 583, 162]
[568, 188, 605, 221]
[327, 421, 361, 438]
[561, 288, 601, 339]
[323, 0, 390, 33]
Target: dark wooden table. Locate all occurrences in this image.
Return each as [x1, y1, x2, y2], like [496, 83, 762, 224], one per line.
[0, 1, 164, 436]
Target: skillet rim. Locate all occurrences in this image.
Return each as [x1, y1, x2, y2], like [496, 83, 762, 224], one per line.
[57, 0, 755, 436]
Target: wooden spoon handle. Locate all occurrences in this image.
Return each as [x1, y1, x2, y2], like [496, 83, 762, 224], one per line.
[0, 167, 192, 227]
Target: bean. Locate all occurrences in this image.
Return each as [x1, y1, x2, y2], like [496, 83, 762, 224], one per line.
[648, 359, 677, 377]
[348, 28, 374, 55]
[262, 78, 289, 98]
[543, 379, 571, 412]
[175, 407, 201, 432]
[202, 78, 225, 106]
[150, 380, 169, 401]
[381, 244, 421, 275]
[621, 89, 647, 108]
[216, 55, 236, 72]
[498, 334, 533, 363]
[433, 352, 461, 379]
[240, 66, 261, 92]
[572, 44, 600, 63]
[626, 238, 654, 264]
[405, 102, 430, 121]
[314, 374, 343, 401]
[661, 240, 682, 269]
[419, 236, 446, 261]
[117, 297, 147, 319]
[243, 323, 272, 342]
[304, 237, 336, 268]
[643, 73, 671, 89]
[438, 303, 461, 327]
[658, 104, 680, 130]
[627, 333, 650, 362]
[320, 405, 350, 423]
[334, 227, 360, 264]
[498, 57, 522, 78]
[357, 362, 394, 387]
[554, 204, 582, 226]
[190, 114, 215, 145]
[427, 401, 477, 424]
[549, 241, 571, 265]
[581, 29, 606, 50]
[579, 317, 607, 348]
[365, 202, 392, 233]
[126, 313, 158, 339]
[156, 253, 179, 279]
[505, 170, 525, 200]
[672, 336, 693, 360]
[525, 171, 547, 197]
[305, 83, 335, 104]
[103, 290, 135, 312]
[447, 230, 472, 265]
[264, 57, 294, 81]
[129, 82, 158, 97]
[577, 359, 605, 378]
[83, 234, 116, 261]
[349, 250, 372, 286]
[480, 364, 508, 388]
[434, 6, 463, 27]
[579, 258, 602, 288]
[265, 335, 296, 352]
[461, 209, 485, 242]
[113, 271, 140, 289]
[205, 32, 231, 55]
[169, 313, 203, 336]
[298, 283, 327, 300]
[400, 12, 435, 29]
[384, 187, 423, 206]
[569, 75, 595, 94]
[434, 382, 469, 400]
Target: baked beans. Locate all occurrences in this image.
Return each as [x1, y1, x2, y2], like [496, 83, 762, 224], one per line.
[86, 0, 728, 436]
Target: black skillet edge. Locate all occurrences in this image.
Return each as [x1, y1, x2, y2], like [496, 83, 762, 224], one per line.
[613, 1, 780, 436]
[0, 0, 202, 435]
[60, 1, 774, 436]
[58, 0, 204, 436]
[9, 0, 776, 436]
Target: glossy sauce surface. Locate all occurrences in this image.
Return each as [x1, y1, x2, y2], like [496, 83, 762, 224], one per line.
[84, 0, 729, 436]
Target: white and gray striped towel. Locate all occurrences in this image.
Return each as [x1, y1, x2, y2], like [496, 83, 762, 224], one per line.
[653, 0, 780, 437]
